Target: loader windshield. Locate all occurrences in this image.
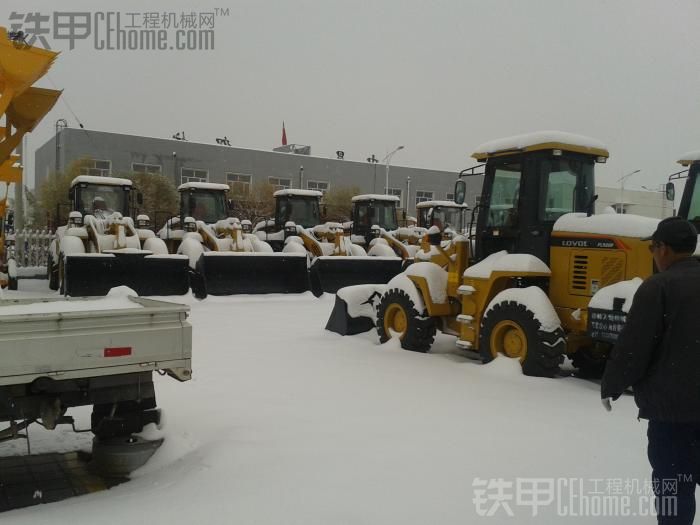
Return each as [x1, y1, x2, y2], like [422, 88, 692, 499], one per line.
[76, 184, 129, 218]
[355, 201, 398, 231]
[276, 196, 320, 228]
[538, 156, 595, 222]
[182, 190, 228, 224]
[432, 206, 465, 232]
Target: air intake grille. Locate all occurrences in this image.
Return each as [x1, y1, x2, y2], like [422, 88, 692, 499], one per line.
[571, 255, 589, 291]
[601, 256, 625, 287]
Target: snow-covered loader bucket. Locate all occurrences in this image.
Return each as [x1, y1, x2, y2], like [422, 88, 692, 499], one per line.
[64, 253, 190, 297]
[325, 284, 386, 335]
[309, 256, 403, 297]
[192, 252, 311, 297]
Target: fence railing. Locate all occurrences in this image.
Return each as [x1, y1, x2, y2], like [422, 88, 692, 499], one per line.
[12, 229, 55, 269]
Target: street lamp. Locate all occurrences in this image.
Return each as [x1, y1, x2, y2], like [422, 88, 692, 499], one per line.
[616, 169, 641, 214]
[383, 145, 404, 196]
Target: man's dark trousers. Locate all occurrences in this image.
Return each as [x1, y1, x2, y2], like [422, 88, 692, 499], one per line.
[647, 420, 700, 524]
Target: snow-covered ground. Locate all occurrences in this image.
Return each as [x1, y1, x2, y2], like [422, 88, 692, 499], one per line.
[1, 280, 660, 523]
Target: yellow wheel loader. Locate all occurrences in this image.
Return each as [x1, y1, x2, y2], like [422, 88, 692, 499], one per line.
[49, 176, 190, 296]
[254, 189, 404, 296]
[327, 131, 660, 378]
[159, 182, 309, 297]
[0, 27, 61, 290]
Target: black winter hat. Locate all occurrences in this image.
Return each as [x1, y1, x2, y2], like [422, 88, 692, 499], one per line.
[642, 216, 698, 253]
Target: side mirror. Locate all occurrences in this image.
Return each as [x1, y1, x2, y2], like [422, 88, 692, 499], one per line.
[454, 179, 466, 205]
[402, 209, 406, 220]
[323, 205, 328, 218]
[665, 182, 675, 202]
[137, 192, 144, 205]
[228, 199, 235, 210]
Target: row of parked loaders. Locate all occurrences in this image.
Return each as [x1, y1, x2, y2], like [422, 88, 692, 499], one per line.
[48, 177, 468, 298]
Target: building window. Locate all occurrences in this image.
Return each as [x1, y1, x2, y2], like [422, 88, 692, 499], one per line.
[132, 162, 162, 174]
[387, 188, 403, 207]
[181, 168, 208, 185]
[446, 192, 455, 201]
[415, 190, 434, 205]
[307, 180, 329, 194]
[79, 159, 111, 177]
[269, 176, 292, 191]
[227, 173, 252, 195]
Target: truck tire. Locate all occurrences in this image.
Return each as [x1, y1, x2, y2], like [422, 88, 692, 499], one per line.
[376, 288, 436, 352]
[479, 301, 565, 378]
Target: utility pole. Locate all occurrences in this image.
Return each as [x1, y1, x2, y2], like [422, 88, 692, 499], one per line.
[55, 119, 67, 176]
[382, 145, 404, 195]
[406, 176, 411, 215]
[616, 169, 641, 214]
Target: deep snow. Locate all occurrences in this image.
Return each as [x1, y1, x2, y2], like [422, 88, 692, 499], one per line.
[0, 280, 665, 524]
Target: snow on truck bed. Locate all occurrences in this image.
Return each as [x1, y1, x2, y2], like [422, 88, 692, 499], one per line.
[0, 283, 653, 525]
[0, 296, 141, 316]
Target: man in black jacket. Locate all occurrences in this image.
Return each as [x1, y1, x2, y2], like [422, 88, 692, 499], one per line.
[602, 216, 700, 524]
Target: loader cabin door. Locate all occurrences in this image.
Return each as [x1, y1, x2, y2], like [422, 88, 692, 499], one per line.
[475, 152, 595, 264]
[678, 163, 700, 232]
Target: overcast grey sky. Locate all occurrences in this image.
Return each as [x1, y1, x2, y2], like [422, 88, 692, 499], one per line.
[8, 0, 700, 191]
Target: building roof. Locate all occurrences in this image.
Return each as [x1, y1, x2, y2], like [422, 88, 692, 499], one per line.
[472, 131, 609, 161]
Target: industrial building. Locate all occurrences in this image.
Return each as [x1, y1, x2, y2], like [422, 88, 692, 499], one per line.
[34, 128, 482, 217]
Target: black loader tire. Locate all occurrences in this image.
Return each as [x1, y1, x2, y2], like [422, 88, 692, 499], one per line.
[479, 300, 565, 378]
[376, 288, 436, 353]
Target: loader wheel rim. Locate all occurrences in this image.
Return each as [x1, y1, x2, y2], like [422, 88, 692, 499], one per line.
[490, 320, 527, 361]
[384, 303, 408, 339]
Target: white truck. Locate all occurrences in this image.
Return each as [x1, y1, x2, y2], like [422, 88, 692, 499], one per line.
[0, 293, 192, 458]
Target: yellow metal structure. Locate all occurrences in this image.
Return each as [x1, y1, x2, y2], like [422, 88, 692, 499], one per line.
[381, 137, 656, 376]
[0, 27, 61, 287]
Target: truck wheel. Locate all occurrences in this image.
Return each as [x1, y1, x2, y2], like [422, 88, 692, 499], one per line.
[376, 289, 436, 352]
[48, 253, 59, 290]
[479, 301, 565, 378]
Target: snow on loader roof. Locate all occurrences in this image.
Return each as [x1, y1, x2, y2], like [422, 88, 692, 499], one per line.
[351, 194, 400, 202]
[553, 212, 659, 239]
[677, 150, 700, 166]
[472, 130, 609, 161]
[70, 175, 133, 188]
[415, 200, 469, 209]
[273, 189, 323, 198]
[178, 182, 230, 191]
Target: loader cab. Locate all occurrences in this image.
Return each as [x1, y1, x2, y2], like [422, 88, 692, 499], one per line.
[464, 133, 609, 265]
[350, 194, 400, 239]
[674, 154, 700, 231]
[69, 176, 132, 218]
[178, 182, 231, 225]
[274, 189, 322, 229]
[416, 201, 469, 234]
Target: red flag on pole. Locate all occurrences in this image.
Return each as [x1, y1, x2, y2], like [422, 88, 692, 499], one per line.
[282, 122, 288, 146]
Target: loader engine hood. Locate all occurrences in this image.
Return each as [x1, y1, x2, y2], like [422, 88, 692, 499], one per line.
[552, 212, 659, 240]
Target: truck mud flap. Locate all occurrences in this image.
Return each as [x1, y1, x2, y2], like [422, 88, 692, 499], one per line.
[309, 256, 402, 297]
[64, 254, 190, 297]
[195, 252, 310, 296]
